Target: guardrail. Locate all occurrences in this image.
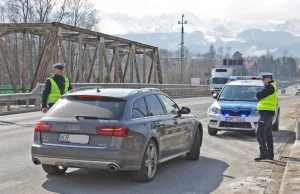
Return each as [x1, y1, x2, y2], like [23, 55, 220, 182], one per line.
[0, 83, 211, 112]
[0, 81, 295, 113]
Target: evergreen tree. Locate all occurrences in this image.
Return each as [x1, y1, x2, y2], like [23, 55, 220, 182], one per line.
[232, 51, 243, 59]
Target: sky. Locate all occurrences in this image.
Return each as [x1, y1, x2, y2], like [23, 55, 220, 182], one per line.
[93, 0, 300, 21]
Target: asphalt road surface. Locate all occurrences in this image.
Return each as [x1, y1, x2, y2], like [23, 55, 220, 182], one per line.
[0, 94, 298, 194]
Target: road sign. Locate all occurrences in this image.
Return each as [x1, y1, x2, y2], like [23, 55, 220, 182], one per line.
[280, 82, 286, 88]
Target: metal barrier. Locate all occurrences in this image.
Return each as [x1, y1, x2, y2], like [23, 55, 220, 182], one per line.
[0, 81, 294, 113]
[0, 83, 211, 112]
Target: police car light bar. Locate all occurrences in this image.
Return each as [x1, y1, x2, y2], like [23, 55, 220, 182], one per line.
[228, 76, 262, 81]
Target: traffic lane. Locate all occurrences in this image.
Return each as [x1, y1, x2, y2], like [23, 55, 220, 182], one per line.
[0, 111, 41, 132]
[39, 156, 227, 194]
[193, 103, 295, 194]
[0, 103, 225, 194]
[0, 98, 296, 194]
[3, 101, 290, 194]
[279, 95, 300, 101]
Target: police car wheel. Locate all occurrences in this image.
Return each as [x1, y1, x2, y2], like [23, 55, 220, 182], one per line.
[208, 127, 218, 136]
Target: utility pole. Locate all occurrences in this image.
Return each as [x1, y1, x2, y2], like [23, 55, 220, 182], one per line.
[178, 14, 187, 84]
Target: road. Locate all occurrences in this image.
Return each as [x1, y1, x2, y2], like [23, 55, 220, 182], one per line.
[0, 93, 298, 194]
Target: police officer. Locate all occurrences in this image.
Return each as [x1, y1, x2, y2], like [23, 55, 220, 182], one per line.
[255, 72, 277, 161]
[41, 63, 72, 113]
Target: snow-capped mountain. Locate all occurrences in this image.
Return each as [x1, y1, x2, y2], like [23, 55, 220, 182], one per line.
[98, 12, 289, 36]
[273, 19, 300, 36]
[97, 12, 300, 57]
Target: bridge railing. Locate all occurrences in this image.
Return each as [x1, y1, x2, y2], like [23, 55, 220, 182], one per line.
[0, 83, 211, 112]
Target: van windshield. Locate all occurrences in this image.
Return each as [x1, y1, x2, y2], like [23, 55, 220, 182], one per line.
[211, 78, 229, 84]
[45, 96, 126, 120]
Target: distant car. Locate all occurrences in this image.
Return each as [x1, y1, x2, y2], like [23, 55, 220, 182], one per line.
[207, 76, 280, 136]
[295, 88, 300, 95]
[31, 88, 203, 182]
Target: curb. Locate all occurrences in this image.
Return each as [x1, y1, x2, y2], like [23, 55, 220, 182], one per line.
[279, 122, 300, 194]
[279, 140, 300, 194]
[0, 108, 41, 116]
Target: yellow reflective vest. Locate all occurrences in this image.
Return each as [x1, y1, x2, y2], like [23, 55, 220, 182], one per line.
[48, 77, 69, 103]
[257, 82, 277, 111]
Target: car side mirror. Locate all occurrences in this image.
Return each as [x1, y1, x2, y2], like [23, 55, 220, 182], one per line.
[180, 106, 191, 114]
[213, 93, 218, 99]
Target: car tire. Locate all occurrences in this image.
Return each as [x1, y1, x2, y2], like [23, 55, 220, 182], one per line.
[131, 140, 158, 182]
[273, 112, 279, 131]
[186, 128, 201, 160]
[42, 164, 68, 175]
[208, 127, 218, 136]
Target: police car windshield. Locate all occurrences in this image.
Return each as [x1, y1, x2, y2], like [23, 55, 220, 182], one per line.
[218, 85, 264, 102]
[211, 78, 228, 84]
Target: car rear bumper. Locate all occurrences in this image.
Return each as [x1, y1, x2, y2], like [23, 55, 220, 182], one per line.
[31, 143, 141, 171]
[32, 156, 122, 170]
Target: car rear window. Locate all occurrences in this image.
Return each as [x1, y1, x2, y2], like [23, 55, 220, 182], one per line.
[46, 96, 126, 120]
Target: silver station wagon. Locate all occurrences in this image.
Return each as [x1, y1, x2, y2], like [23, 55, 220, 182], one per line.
[31, 88, 203, 182]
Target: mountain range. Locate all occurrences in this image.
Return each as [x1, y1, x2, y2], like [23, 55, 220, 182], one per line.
[97, 12, 300, 57]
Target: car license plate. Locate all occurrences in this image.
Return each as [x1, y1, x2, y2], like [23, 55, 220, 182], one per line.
[226, 117, 245, 122]
[58, 134, 89, 144]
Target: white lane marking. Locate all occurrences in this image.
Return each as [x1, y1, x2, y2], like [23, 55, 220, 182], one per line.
[0, 128, 33, 137]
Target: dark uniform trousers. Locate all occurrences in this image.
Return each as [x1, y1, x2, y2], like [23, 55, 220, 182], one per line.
[255, 110, 275, 157]
[48, 103, 55, 109]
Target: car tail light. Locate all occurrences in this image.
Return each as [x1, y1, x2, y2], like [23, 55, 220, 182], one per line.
[96, 126, 128, 137]
[34, 122, 52, 132]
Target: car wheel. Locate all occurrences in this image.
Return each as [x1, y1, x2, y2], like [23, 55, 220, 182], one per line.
[42, 164, 68, 175]
[132, 140, 158, 182]
[208, 127, 218, 136]
[273, 112, 279, 131]
[186, 128, 201, 160]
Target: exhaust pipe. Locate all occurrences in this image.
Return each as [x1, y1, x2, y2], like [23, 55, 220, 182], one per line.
[107, 164, 119, 171]
[32, 158, 40, 165]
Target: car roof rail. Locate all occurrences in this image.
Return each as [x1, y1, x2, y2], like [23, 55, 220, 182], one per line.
[67, 86, 103, 93]
[128, 88, 162, 95]
[140, 88, 162, 92]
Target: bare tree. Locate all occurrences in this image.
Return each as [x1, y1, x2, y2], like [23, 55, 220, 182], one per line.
[31, 0, 56, 58]
[33, 0, 56, 23]
[0, 1, 5, 22]
[54, 0, 100, 30]
[3, 0, 33, 23]
[53, 0, 68, 22]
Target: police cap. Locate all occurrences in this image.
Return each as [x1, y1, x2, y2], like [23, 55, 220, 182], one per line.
[260, 72, 273, 79]
[53, 63, 65, 69]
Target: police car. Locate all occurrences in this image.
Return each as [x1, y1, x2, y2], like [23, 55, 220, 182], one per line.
[207, 76, 280, 136]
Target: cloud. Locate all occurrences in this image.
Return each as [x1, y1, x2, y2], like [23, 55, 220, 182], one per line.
[92, 0, 300, 21]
